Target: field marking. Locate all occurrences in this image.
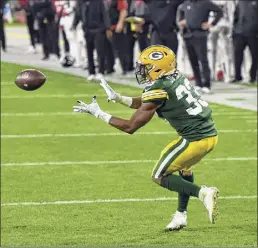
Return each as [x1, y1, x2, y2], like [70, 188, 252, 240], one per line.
[1, 81, 13, 86]
[1, 112, 256, 117]
[1, 93, 252, 102]
[228, 116, 257, 119]
[1, 111, 134, 117]
[1, 129, 257, 139]
[1, 94, 108, 99]
[2, 195, 257, 207]
[246, 120, 257, 123]
[1, 157, 257, 167]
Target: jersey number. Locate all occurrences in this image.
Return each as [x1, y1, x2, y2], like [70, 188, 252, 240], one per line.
[175, 79, 208, 116]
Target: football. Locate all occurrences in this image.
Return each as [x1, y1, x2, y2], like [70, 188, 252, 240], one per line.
[15, 69, 46, 91]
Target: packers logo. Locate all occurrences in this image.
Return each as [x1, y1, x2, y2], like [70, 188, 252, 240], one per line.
[149, 51, 164, 60]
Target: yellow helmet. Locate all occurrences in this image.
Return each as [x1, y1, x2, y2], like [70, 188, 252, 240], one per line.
[135, 45, 177, 84]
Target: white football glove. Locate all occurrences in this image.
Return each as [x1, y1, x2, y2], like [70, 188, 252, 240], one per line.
[73, 96, 102, 117]
[100, 78, 121, 103]
[73, 96, 112, 123]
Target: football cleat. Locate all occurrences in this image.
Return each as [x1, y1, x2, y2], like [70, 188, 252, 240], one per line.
[201, 87, 212, 94]
[195, 86, 202, 91]
[199, 186, 219, 224]
[95, 73, 104, 81]
[87, 74, 96, 81]
[26, 45, 37, 54]
[60, 54, 76, 67]
[165, 211, 187, 231]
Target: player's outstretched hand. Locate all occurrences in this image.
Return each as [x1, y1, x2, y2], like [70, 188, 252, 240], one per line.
[99, 78, 121, 103]
[73, 96, 102, 118]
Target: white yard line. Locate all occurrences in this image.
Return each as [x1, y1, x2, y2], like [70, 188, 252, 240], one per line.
[2, 195, 257, 207]
[228, 116, 257, 119]
[1, 112, 256, 117]
[0, 82, 13, 86]
[1, 157, 257, 167]
[1, 94, 108, 99]
[1, 111, 134, 117]
[1, 130, 257, 139]
[246, 120, 257, 123]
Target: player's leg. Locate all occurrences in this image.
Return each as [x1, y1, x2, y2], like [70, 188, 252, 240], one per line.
[164, 136, 219, 222]
[151, 137, 200, 197]
[184, 38, 203, 89]
[151, 136, 219, 229]
[151, 137, 201, 231]
[163, 169, 194, 231]
[178, 169, 194, 212]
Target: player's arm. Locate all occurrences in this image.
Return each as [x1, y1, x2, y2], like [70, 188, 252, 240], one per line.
[100, 78, 142, 109]
[109, 101, 157, 134]
[130, 97, 142, 109]
[73, 97, 157, 134]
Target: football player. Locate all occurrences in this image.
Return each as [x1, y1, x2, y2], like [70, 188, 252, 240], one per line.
[73, 45, 219, 231]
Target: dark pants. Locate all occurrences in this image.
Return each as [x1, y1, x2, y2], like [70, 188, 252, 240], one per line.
[184, 35, 211, 88]
[26, 14, 40, 47]
[39, 19, 60, 58]
[127, 32, 149, 71]
[137, 32, 149, 51]
[151, 30, 178, 54]
[0, 15, 6, 50]
[127, 31, 136, 72]
[112, 31, 129, 74]
[85, 31, 106, 75]
[105, 37, 115, 73]
[233, 34, 258, 82]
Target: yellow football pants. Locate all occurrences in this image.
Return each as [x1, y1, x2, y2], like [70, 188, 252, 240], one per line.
[152, 136, 218, 179]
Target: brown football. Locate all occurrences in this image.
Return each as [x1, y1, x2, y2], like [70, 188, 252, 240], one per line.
[15, 69, 46, 91]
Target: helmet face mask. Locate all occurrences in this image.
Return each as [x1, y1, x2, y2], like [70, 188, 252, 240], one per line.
[135, 62, 154, 84]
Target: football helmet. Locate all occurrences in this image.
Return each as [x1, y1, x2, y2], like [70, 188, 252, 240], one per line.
[135, 45, 177, 84]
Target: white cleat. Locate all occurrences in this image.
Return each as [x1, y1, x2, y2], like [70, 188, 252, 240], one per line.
[26, 45, 36, 54]
[87, 74, 96, 81]
[195, 86, 202, 91]
[165, 211, 187, 231]
[199, 186, 219, 224]
[95, 73, 104, 81]
[201, 87, 212, 94]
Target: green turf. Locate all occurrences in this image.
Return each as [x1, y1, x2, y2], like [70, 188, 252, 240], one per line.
[1, 62, 257, 247]
[5, 22, 26, 27]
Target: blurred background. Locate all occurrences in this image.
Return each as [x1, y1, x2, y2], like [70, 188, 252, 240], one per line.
[1, 0, 257, 89]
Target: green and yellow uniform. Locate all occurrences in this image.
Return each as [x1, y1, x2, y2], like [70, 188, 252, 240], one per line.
[141, 71, 218, 178]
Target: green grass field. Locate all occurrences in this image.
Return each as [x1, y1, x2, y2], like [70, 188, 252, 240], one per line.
[1, 62, 257, 247]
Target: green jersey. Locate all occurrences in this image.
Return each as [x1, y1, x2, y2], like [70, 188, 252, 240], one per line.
[141, 72, 217, 141]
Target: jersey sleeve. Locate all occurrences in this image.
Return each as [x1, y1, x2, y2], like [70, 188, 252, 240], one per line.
[141, 88, 168, 104]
